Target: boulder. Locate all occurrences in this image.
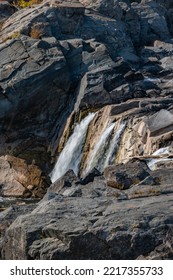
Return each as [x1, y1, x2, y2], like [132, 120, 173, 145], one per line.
[143, 109, 173, 137]
[47, 169, 78, 196]
[80, 168, 101, 185]
[138, 228, 173, 260]
[0, 204, 36, 259]
[104, 160, 150, 189]
[0, 155, 50, 198]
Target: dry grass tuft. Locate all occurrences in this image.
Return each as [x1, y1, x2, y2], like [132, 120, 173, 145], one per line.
[29, 27, 43, 39]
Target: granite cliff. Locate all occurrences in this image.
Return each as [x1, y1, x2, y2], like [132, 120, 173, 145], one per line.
[0, 0, 173, 259]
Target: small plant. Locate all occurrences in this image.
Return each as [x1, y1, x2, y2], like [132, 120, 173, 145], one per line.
[148, 188, 160, 196]
[29, 27, 42, 39]
[2, 31, 20, 43]
[10, 31, 20, 39]
[14, 0, 43, 9]
[17, 0, 31, 8]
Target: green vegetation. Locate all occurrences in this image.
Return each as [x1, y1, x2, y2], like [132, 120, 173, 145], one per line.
[2, 31, 20, 43]
[15, 0, 43, 9]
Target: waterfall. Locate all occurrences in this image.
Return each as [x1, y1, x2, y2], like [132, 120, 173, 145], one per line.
[51, 113, 95, 183]
[147, 146, 170, 170]
[103, 122, 126, 168]
[84, 123, 115, 176]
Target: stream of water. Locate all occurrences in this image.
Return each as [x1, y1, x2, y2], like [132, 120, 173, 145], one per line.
[84, 123, 115, 175]
[51, 113, 95, 183]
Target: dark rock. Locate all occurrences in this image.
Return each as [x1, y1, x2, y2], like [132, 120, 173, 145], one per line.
[0, 1, 16, 24]
[131, 0, 171, 45]
[79, 168, 101, 185]
[0, 0, 173, 261]
[45, 170, 78, 197]
[0, 204, 36, 258]
[104, 160, 150, 190]
[0, 204, 36, 237]
[74, 58, 131, 111]
[137, 228, 173, 260]
[1, 181, 173, 259]
[124, 70, 144, 83]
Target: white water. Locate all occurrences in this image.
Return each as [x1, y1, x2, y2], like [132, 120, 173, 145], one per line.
[144, 77, 161, 83]
[84, 123, 115, 175]
[103, 122, 126, 168]
[147, 146, 170, 170]
[51, 113, 95, 183]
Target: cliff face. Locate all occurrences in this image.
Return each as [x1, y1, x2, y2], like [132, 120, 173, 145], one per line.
[0, 0, 173, 259]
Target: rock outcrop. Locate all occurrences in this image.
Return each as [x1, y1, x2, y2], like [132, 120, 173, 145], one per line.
[0, 0, 173, 260]
[1, 163, 173, 260]
[0, 1, 16, 25]
[0, 155, 50, 198]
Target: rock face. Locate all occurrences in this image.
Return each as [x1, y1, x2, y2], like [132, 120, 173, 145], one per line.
[114, 108, 173, 164]
[0, 1, 16, 24]
[1, 163, 173, 260]
[0, 0, 173, 260]
[0, 0, 172, 170]
[0, 155, 50, 198]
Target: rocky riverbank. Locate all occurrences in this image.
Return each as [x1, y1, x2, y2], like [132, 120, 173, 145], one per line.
[0, 0, 173, 259]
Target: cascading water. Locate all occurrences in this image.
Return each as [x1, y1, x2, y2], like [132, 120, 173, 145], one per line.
[103, 122, 126, 168]
[51, 113, 95, 183]
[147, 146, 170, 170]
[84, 123, 115, 176]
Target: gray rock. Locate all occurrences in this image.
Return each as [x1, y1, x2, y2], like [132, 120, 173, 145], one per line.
[1, 182, 173, 259]
[0, 0, 173, 261]
[104, 160, 150, 190]
[0, 204, 36, 258]
[131, 0, 171, 44]
[0, 1, 16, 24]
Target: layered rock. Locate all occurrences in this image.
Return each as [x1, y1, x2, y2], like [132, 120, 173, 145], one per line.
[116, 108, 173, 164]
[0, 0, 172, 172]
[1, 163, 173, 260]
[0, 1, 16, 25]
[0, 0, 134, 174]
[0, 0, 173, 260]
